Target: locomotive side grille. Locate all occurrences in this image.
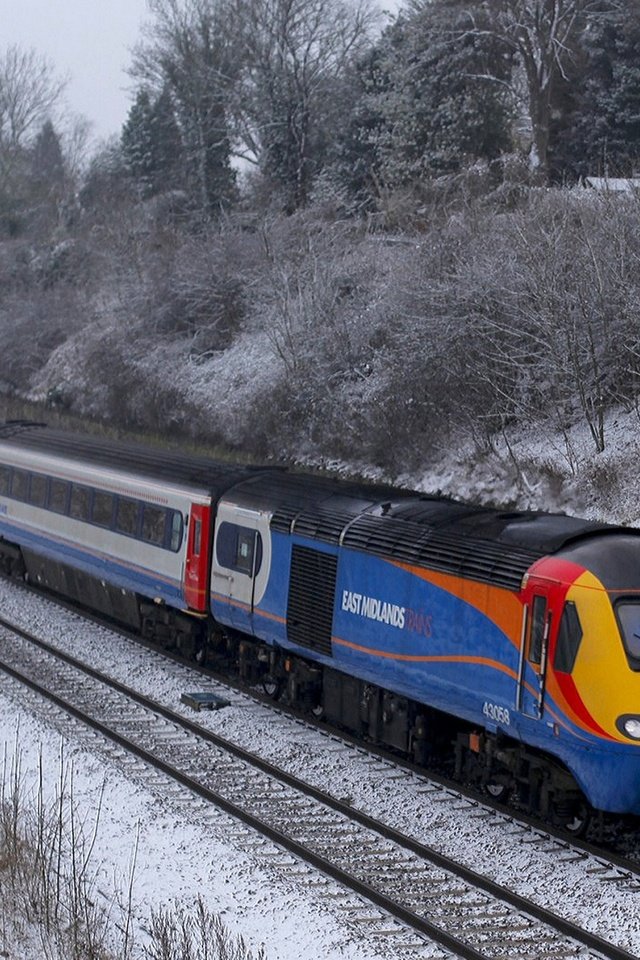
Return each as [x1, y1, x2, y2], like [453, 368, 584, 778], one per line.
[287, 545, 337, 656]
[342, 516, 539, 592]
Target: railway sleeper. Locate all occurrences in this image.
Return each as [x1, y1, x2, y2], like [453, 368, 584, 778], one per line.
[0, 541, 594, 837]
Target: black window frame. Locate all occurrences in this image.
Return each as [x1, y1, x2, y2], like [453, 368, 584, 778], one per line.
[48, 478, 71, 515]
[0, 465, 11, 496]
[0, 463, 183, 554]
[10, 469, 29, 502]
[115, 496, 141, 538]
[70, 483, 92, 522]
[553, 601, 583, 674]
[216, 521, 262, 577]
[91, 490, 115, 528]
[141, 504, 167, 547]
[528, 595, 547, 666]
[616, 600, 640, 669]
[170, 511, 183, 552]
[28, 473, 48, 507]
[192, 518, 202, 557]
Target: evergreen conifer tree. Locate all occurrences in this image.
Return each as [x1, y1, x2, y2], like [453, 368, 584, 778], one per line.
[567, 4, 640, 177]
[121, 89, 156, 196]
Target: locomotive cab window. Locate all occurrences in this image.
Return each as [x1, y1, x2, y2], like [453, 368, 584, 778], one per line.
[528, 595, 547, 665]
[616, 602, 640, 666]
[553, 602, 583, 674]
[216, 522, 262, 576]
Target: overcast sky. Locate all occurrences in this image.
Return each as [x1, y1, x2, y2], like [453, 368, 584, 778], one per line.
[3, 0, 150, 142]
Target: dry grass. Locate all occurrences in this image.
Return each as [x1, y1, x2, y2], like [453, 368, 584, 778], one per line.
[0, 735, 265, 960]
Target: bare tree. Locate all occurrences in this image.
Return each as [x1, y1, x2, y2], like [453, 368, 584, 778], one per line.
[457, 0, 623, 179]
[232, 0, 376, 209]
[131, 0, 238, 213]
[0, 45, 66, 147]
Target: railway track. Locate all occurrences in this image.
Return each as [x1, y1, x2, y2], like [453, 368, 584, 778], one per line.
[0, 615, 635, 960]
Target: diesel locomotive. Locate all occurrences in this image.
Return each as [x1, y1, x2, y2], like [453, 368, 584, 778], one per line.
[1, 420, 640, 832]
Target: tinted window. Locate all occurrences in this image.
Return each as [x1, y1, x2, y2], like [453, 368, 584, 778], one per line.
[617, 602, 640, 661]
[554, 602, 583, 674]
[216, 522, 237, 569]
[29, 474, 47, 507]
[170, 511, 183, 551]
[115, 498, 139, 536]
[70, 485, 91, 521]
[192, 519, 202, 556]
[11, 470, 28, 501]
[92, 491, 114, 527]
[236, 528, 255, 575]
[142, 505, 166, 546]
[49, 479, 70, 514]
[0, 466, 11, 495]
[216, 522, 261, 576]
[528, 595, 547, 665]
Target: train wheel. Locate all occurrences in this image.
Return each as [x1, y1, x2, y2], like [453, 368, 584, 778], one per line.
[262, 676, 283, 700]
[309, 700, 325, 720]
[485, 779, 510, 803]
[552, 800, 590, 837]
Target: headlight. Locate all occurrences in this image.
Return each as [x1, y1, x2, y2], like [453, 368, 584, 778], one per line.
[616, 714, 640, 740]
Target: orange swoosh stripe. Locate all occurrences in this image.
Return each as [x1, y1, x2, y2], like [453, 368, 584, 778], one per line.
[332, 636, 519, 678]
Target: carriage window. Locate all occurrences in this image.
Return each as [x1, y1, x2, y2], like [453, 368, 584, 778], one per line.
[192, 519, 201, 556]
[554, 602, 583, 674]
[49, 479, 70, 514]
[115, 498, 139, 536]
[11, 470, 28, 501]
[170, 511, 183, 551]
[528, 595, 547, 665]
[216, 522, 261, 576]
[142, 505, 166, 546]
[216, 522, 237, 569]
[0, 466, 11, 495]
[617, 602, 640, 662]
[29, 474, 47, 507]
[236, 529, 255, 575]
[92, 491, 114, 527]
[70, 485, 90, 521]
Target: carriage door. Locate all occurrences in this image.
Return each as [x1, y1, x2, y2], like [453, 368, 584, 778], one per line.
[184, 504, 211, 612]
[518, 589, 552, 720]
[211, 503, 270, 633]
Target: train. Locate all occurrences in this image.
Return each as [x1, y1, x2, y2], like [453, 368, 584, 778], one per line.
[1, 419, 640, 833]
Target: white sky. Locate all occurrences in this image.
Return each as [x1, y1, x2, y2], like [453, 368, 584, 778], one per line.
[2, 0, 150, 142]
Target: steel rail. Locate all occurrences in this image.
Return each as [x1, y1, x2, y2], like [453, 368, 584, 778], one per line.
[0, 616, 634, 960]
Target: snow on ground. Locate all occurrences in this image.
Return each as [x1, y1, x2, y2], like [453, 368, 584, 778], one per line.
[1, 579, 640, 957]
[0, 688, 407, 960]
[414, 404, 640, 526]
[313, 403, 640, 528]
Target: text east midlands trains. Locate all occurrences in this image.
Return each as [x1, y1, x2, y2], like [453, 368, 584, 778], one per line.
[341, 590, 433, 638]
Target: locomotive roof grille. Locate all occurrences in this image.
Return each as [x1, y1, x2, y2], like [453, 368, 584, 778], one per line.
[271, 507, 358, 542]
[271, 506, 539, 591]
[342, 515, 538, 591]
